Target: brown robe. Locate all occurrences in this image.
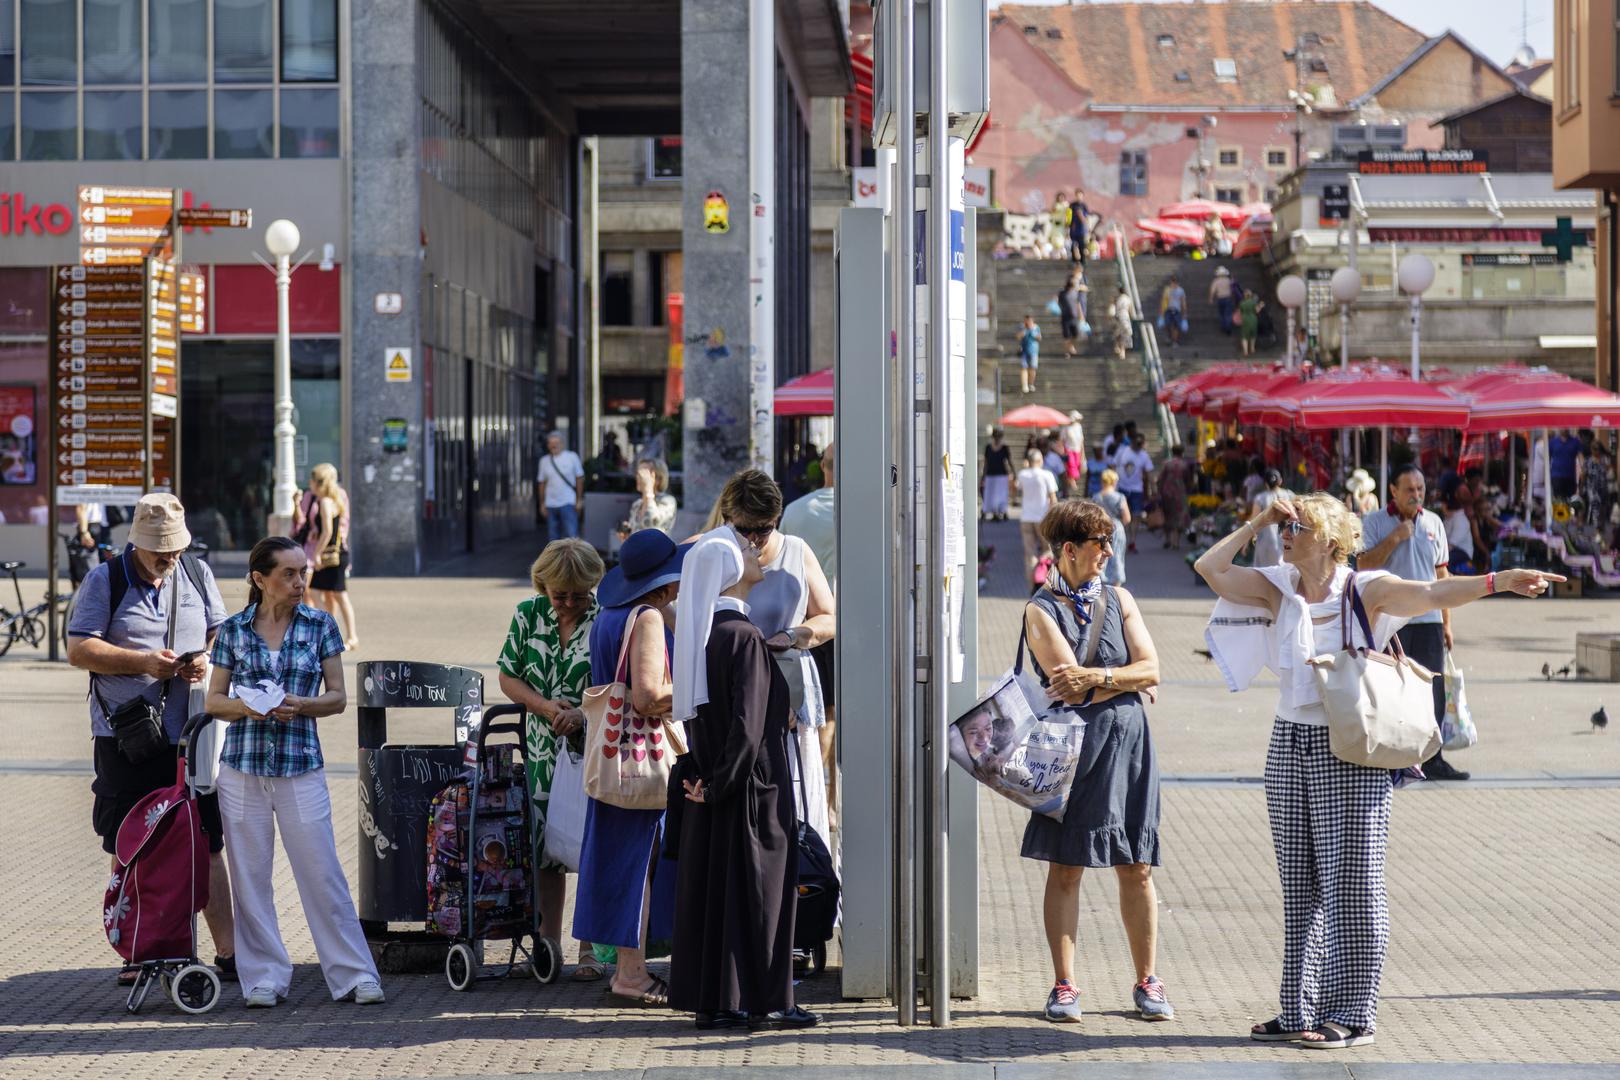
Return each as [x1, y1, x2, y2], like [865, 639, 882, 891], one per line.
[669, 610, 796, 1015]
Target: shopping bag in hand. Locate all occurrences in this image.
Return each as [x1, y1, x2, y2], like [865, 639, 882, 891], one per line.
[1440, 652, 1477, 750]
[542, 741, 587, 871]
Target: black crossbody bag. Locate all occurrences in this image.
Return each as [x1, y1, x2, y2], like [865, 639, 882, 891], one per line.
[94, 567, 183, 763]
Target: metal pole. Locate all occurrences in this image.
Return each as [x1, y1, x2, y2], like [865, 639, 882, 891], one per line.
[272, 252, 297, 522]
[1380, 425, 1389, 495]
[1285, 307, 1296, 370]
[892, 0, 918, 1030]
[1409, 294, 1422, 383]
[1339, 303, 1350, 370]
[925, 0, 950, 1027]
[748, 0, 775, 474]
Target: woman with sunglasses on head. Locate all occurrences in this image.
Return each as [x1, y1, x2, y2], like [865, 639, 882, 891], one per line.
[1197, 494, 1559, 1050]
[496, 538, 606, 980]
[1022, 500, 1171, 1025]
[717, 469, 836, 849]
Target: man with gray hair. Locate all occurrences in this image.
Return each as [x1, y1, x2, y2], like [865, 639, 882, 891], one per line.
[67, 492, 237, 983]
[537, 430, 586, 540]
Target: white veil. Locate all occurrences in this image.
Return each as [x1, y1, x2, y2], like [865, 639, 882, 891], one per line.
[671, 526, 745, 722]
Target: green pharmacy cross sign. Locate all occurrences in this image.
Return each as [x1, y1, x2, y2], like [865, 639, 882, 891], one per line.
[1540, 216, 1589, 263]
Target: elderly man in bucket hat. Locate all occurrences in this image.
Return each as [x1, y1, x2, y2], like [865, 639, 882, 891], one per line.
[67, 493, 237, 984]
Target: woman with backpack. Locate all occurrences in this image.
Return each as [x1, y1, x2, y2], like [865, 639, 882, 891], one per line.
[1022, 499, 1170, 1025]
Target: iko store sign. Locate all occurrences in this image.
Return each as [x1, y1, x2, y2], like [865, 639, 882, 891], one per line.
[0, 160, 343, 266]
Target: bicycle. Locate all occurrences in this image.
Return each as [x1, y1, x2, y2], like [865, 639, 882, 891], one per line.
[0, 559, 55, 656]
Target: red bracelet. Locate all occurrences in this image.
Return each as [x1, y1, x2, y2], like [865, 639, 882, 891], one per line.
[1486, 572, 1496, 595]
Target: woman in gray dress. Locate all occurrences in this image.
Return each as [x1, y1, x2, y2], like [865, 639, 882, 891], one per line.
[1022, 499, 1171, 1025]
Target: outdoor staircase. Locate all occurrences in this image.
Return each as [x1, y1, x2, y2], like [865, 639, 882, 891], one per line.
[982, 253, 1284, 454]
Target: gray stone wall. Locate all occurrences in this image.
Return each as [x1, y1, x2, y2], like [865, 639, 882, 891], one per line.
[681, 0, 757, 518]
[348, 0, 424, 575]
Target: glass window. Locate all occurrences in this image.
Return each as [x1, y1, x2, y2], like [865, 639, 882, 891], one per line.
[0, 94, 13, 160]
[149, 0, 207, 83]
[279, 87, 338, 157]
[282, 0, 337, 82]
[214, 88, 272, 158]
[215, 0, 274, 83]
[85, 0, 142, 84]
[1267, 149, 1289, 167]
[601, 252, 633, 326]
[1119, 150, 1147, 197]
[21, 91, 74, 158]
[1, 1, 15, 85]
[1218, 148, 1239, 167]
[649, 137, 681, 179]
[21, 0, 77, 86]
[84, 90, 142, 159]
[1214, 186, 1243, 204]
[150, 88, 206, 157]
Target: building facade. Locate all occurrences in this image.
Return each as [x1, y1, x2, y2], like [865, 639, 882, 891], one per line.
[1552, 0, 1620, 392]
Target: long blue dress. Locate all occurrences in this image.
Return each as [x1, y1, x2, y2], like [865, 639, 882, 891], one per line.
[572, 603, 677, 950]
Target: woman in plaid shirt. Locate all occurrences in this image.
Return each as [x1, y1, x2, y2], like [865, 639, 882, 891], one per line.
[205, 536, 384, 1009]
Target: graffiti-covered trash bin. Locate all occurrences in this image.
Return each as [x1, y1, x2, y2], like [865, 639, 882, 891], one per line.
[355, 660, 483, 971]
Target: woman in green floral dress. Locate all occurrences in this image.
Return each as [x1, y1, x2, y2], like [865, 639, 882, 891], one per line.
[497, 538, 606, 980]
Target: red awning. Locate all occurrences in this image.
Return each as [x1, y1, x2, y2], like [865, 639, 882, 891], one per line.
[774, 368, 834, 416]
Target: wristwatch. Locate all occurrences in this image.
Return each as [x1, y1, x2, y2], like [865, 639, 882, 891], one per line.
[1103, 667, 1115, 689]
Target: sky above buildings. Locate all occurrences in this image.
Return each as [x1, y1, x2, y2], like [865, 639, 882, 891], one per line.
[995, 1, 1552, 70]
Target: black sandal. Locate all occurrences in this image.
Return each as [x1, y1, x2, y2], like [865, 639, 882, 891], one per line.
[1301, 1021, 1375, 1049]
[606, 974, 669, 1008]
[1250, 1017, 1306, 1042]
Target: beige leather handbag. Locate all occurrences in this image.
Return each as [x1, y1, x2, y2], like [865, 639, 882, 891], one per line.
[1308, 573, 1441, 769]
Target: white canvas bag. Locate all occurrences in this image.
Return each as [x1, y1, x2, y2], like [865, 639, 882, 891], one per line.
[1308, 572, 1441, 769]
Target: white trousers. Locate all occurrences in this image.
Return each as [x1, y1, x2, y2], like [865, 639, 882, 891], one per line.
[983, 475, 1010, 516]
[217, 764, 378, 1000]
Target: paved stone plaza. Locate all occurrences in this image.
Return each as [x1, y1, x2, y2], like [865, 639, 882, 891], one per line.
[1, 522, 1617, 1078]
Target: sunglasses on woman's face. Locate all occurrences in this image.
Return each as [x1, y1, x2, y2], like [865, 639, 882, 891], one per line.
[1073, 535, 1114, 552]
[549, 590, 593, 605]
[1281, 519, 1307, 538]
[734, 522, 777, 545]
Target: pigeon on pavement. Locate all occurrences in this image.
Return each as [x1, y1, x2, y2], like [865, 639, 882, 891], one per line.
[1593, 706, 1609, 733]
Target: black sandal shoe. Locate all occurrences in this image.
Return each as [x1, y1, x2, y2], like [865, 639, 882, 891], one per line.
[1301, 1022, 1374, 1049]
[1250, 1017, 1306, 1042]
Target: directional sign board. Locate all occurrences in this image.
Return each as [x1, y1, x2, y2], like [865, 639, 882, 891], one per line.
[176, 207, 252, 229]
[50, 265, 152, 502]
[78, 186, 174, 267]
[178, 272, 206, 333]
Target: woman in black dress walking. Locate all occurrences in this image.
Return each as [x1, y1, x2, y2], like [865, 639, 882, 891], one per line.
[1022, 499, 1172, 1024]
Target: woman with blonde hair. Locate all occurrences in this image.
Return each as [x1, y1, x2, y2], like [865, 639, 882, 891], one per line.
[1197, 493, 1559, 1049]
[496, 538, 606, 979]
[1094, 468, 1130, 586]
[305, 463, 357, 648]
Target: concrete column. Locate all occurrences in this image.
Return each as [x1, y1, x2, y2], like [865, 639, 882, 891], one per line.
[682, 0, 764, 516]
[347, 0, 423, 574]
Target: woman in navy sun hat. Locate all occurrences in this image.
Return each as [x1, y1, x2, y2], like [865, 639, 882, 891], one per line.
[574, 529, 691, 1005]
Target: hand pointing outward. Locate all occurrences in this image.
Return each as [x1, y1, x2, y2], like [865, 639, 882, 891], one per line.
[1497, 569, 1563, 597]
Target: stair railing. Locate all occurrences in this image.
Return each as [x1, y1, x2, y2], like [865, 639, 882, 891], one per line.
[1111, 225, 1180, 452]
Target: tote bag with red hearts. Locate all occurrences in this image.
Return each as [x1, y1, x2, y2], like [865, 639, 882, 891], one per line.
[582, 606, 684, 810]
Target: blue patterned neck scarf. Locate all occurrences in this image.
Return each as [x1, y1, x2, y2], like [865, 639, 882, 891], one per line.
[1046, 570, 1104, 624]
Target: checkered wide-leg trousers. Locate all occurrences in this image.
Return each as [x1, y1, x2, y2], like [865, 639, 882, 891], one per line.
[1263, 718, 1393, 1032]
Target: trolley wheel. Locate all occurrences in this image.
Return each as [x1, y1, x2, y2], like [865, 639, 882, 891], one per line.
[445, 942, 477, 991]
[125, 969, 155, 1014]
[531, 936, 562, 985]
[171, 964, 221, 1014]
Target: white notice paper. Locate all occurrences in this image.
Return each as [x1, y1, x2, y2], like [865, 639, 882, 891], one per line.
[235, 679, 287, 716]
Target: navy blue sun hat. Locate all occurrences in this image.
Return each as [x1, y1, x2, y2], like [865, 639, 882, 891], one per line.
[597, 530, 693, 608]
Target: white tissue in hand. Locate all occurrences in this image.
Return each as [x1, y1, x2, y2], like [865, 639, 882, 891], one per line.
[236, 680, 287, 715]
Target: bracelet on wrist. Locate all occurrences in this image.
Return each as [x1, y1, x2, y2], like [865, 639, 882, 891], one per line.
[1486, 572, 1496, 595]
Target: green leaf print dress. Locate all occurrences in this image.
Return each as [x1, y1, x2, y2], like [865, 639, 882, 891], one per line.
[497, 594, 598, 872]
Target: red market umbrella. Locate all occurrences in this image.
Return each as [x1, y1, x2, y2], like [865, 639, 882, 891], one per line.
[1290, 377, 1471, 430]
[1194, 368, 1294, 420]
[774, 367, 834, 416]
[1135, 217, 1206, 245]
[1461, 377, 1620, 432]
[1157, 198, 1246, 228]
[1158, 363, 1247, 409]
[1237, 375, 1322, 427]
[999, 404, 1073, 428]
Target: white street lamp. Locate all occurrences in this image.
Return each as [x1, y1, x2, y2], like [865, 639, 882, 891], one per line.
[1397, 253, 1436, 383]
[265, 219, 301, 531]
[1329, 266, 1362, 369]
[1276, 274, 1306, 369]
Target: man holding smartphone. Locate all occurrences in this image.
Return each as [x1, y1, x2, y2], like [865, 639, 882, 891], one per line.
[66, 493, 238, 982]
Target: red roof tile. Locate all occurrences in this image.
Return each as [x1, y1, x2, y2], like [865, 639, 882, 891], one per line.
[995, 1, 1426, 108]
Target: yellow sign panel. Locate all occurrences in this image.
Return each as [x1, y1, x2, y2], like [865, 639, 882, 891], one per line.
[385, 347, 412, 383]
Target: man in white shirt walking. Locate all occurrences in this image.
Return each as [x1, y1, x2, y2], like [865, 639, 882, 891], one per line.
[537, 431, 586, 541]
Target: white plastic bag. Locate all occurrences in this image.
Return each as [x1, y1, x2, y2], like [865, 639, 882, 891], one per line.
[948, 664, 1085, 821]
[542, 742, 587, 872]
[1441, 652, 1477, 750]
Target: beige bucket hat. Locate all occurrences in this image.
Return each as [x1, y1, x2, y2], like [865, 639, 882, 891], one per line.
[127, 493, 192, 552]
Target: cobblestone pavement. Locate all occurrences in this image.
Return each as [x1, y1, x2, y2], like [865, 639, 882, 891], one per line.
[2, 523, 1617, 1077]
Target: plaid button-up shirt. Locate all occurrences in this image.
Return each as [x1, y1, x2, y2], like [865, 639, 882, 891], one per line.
[211, 602, 345, 777]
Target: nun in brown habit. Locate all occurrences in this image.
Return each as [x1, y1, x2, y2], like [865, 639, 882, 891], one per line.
[668, 526, 820, 1031]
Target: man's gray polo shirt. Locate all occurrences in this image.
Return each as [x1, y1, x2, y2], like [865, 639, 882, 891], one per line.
[68, 549, 227, 740]
[1359, 507, 1449, 625]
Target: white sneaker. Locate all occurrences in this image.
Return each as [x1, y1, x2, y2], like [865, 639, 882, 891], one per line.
[245, 986, 279, 1008]
[351, 980, 385, 1005]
